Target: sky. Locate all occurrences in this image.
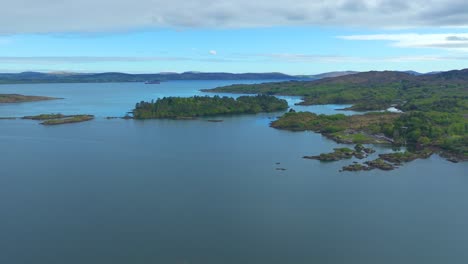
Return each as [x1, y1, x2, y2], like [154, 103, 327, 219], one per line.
[0, 0, 467, 74]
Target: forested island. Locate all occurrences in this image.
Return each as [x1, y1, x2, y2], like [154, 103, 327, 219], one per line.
[206, 69, 468, 164]
[0, 94, 59, 103]
[22, 114, 94, 125]
[133, 95, 288, 119]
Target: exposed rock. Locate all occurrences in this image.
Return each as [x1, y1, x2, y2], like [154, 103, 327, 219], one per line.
[364, 159, 396, 171]
[379, 151, 432, 163]
[342, 164, 372, 172]
[304, 145, 375, 162]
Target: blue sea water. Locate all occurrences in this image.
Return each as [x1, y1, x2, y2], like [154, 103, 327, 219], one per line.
[0, 81, 466, 264]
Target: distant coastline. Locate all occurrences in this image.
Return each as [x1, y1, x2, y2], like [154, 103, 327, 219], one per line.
[0, 71, 303, 84]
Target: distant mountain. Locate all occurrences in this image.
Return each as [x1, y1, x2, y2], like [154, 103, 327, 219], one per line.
[402, 70, 422, 76]
[425, 71, 443, 75]
[416, 68, 468, 83]
[0, 71, 301, 84]
[310, 69, 468, 86]
[206, 69, 468, 97]
[311, 71, 416, 86]
[309, 71, 359, 79]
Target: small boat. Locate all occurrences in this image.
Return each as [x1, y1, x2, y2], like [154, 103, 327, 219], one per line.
[145, 80, 161, 84]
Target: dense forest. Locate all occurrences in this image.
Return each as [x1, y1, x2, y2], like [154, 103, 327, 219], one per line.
[133, 95, 288, 119]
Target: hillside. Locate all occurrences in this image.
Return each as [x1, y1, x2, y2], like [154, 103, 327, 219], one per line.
[309, 71, 359, 79]
[205, 69, 468, 111]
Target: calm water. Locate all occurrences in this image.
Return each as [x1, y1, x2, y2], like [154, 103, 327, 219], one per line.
[0, 81, 467, 264]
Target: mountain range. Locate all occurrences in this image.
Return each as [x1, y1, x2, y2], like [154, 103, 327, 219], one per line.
[0, 71, 297, 84]
[0, 70, 462, 84]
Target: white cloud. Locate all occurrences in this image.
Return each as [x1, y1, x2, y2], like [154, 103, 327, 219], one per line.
[209, 50, 217, 55]
[0, 0, 467, 34]
[339, 33, 468, 52]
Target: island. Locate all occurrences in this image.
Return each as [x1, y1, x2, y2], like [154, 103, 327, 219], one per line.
[342, 159, 396, 172]
[22, 114, 94, 125]
[204, 69, 468, 166]
[304, 144, 375, 161]
[133, 95, 288, 119]
[0, 94, 59, 103]
[340, 150, 435, 172]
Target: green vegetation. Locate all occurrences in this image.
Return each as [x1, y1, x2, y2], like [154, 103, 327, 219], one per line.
[0, 94, 59, 103]
[23, 114, 94, 125]
[341, 150, 435, 172]
[22, 114, 67, 120]
[364, 159, 396, 171]
[342, 163, 372, 172]
[390, 112, 467, 157]
[271, 111, 400, 144]
[41, 115, 94, 125]
[379, 150, 433, 163]
[133, 95, 288, 119]
[205, 70, 468, 112]
[342, 159, 397, 172]
[209, 70, 467, 162]
[304, 147, 355, 162]
[273, 110, 467, 160]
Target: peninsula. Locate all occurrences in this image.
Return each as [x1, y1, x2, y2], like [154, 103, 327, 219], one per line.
[206, 69, 468, 164]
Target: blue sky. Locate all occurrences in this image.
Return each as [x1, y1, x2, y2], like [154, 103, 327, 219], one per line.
[1, 0, 467, 74]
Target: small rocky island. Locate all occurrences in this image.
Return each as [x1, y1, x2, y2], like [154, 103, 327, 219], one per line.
[133, 95, 288, 119]
[304, 144, 375, 161]
[303, 144, 433, 172]
[0, 94, 60, 103]
[23, 114, 94, 125]
[341, 150, 434, 172]
[342, 159, 396, 172]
